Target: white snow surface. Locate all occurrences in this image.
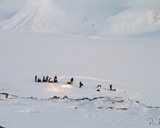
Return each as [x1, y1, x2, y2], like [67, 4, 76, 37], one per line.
[0, 0, 160, 128]
[0, 31, 160, 128]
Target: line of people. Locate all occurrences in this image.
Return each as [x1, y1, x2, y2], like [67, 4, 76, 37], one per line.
[35, 75, 58, 83]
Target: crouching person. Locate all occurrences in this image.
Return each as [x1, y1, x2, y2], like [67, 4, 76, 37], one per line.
[37, 78, 42, 83]
[49, 77, 53, 83]
[97, 85, 102, 92]
[67, 77, 74, 84]
[54, 76, 58, 83]
[43, 76, 47, 82]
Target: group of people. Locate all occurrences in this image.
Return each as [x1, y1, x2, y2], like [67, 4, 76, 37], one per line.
[35, 75, 79, 87]
[34, 75, 115, 91]
[35, 75, 83, 88]
[35, 75, 58, 83]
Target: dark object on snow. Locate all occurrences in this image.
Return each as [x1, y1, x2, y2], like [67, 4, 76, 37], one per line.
[5, 93, 9, 98]
[117, 108, 128, 111]
[106, 107, 114, 110]
[97, 85, 101, 92]
[30, 97, 38, 100]
[82, 97, 89, 100]
[35, 75, 37, 82]
[53, 96, 60, 99]
[54, 76, 58, 83]
[0, 93, 9, 98]
[109, 84, 116, 91]
[43, 76, 46, 82]
[79, 81, 83, 88]
[0, 126, 5, 128]
[97, 85, 102, 88]
[49, 78, 53, 83]
[109, 84, 112, 90]
[67, 77, 74, 84]
[97, 89, 100, 92]
[63, 95, 68, 99]
[37, 78, 41, 82]
[46, 76, 49, 82]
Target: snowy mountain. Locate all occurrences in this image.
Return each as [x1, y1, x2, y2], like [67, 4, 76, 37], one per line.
[94, 8, 160, 37]
[0, 1, 63, 33]
[0, 0, 160, 36]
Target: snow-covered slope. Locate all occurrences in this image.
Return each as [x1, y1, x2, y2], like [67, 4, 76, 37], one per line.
[0, 0, 63, 33]
[1, 1, 160, 37]
[94, 8, 160, 37]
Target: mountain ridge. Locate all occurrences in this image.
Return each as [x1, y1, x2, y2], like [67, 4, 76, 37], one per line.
[0, 1, 160, 37]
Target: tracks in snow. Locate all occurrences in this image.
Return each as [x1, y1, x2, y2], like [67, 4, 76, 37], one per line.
[58, 76, 156, 106]
[0, 76, 156, 107]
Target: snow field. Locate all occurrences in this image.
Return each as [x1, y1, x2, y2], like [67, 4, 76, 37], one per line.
[0, 90, 159, 128]
[0, 31, 160, 128]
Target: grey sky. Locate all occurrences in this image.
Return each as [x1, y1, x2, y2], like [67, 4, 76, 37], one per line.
[0, 0, 159, 21]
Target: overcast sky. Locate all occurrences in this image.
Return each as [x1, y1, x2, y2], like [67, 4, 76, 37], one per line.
[0, 0, 159, 21]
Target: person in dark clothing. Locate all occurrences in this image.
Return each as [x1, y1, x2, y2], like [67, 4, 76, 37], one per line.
[46, 76, 49, 82]
[109, 84, 112, 90]
[97, 85, 101, 92]
[35, 75, 37, 82]
[97, 85, 102, 88]
[54, 76, 58, 83]
[67, 77, 74, 84]
[71, 77, 74, 83]
[49, 77, 53, 83]
[109, 84, 116, 91]
[37, 78, 41, 82]
[43, 76, 46, 82]
[79, 81, 83, 88]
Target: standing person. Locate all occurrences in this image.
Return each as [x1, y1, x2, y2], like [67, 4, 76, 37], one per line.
[79, 81, 83, 88]
[70, 77, 74, 83]
[46, 76, 49, 82]
[35, 75, 37, 82]
[54, 76, 58, 83]
[109, 84, 112, 90]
